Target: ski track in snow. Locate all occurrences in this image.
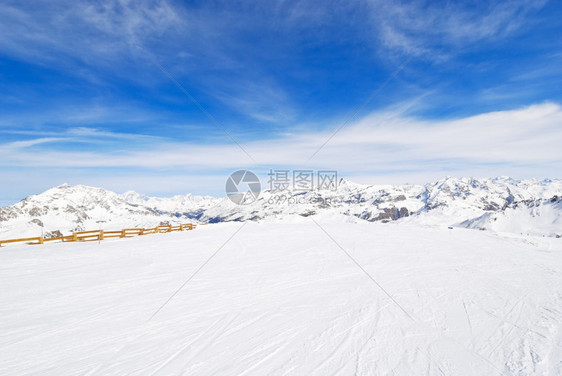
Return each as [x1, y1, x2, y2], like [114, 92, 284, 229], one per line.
[0, 221, 561, 375]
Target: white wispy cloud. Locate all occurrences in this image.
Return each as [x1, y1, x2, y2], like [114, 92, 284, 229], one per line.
[2, 0, 547, 130]
[0, 127, 163, 155]
[0, 101, 168, 130]
[0, 1, 300, 122]
[0, 0, 183, 65]
[212, 80, 296, 124]
[368, 0, 548, 59]
[0, 138, 66, 150]
[1, 101, 560, 202]
[2, 102, 560, 173]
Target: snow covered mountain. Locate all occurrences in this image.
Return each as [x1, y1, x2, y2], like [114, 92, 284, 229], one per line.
[198, 177, 562, 237]
[121, 190, 221, 218]
[0, 184, 184, 239]
[1, 177, 561, 239]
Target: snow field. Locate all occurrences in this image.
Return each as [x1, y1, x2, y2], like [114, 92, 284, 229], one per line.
[0, 221, 561, 375]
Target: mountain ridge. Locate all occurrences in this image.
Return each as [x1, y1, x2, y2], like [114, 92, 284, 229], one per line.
[1, 177, 560, 239]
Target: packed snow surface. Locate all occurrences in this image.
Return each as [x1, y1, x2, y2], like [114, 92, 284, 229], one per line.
[1, 221, 561, 375]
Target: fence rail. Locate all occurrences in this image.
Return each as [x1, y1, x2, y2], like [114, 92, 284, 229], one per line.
[0, 223, 196, 248]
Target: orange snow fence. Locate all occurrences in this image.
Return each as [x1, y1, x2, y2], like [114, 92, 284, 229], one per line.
[0, 223, 197, 247]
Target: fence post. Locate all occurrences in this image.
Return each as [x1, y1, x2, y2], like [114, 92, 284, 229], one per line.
[72, 233, 77, 242]
[100, 230, 104, 241]
[39, 237, 44, 245]
[120, 230, 125, 238]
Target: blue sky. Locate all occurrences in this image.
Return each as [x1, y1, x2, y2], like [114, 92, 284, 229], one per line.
[1, 0, 562, 204]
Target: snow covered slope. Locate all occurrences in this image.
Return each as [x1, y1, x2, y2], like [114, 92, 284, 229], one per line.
[1, 177, 561, 239]
[0, 222, 560, 375]
[462, 195, 562, 236]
